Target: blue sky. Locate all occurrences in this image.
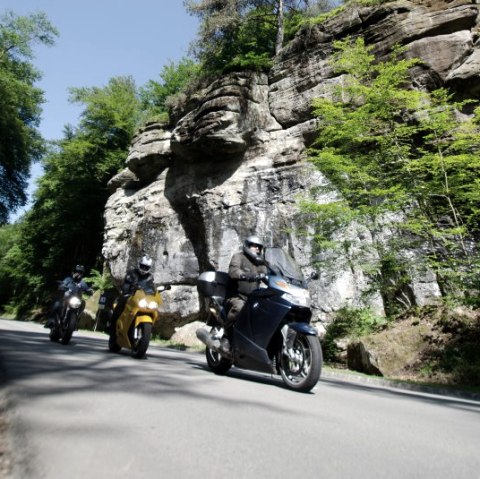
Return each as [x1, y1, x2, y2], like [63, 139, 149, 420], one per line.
[2, 1, 198, 220]
[3, 0, 198, 141]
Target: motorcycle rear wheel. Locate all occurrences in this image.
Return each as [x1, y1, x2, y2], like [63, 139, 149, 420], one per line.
[60, 311, 77, 345]
[279, 334, 322, 393]
[131, 322, 152, 359]
[206, 347, 232, 375]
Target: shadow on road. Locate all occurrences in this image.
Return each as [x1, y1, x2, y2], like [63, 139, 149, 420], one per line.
[2, 323, 479, 413]
[0, 325, 308, 416]
[0, 327, 206, 399]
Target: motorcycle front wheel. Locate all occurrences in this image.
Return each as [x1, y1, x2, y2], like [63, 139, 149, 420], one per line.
[60, 311, 77, 345]
[206, 347, 233, 375]
[279, 334, 322, 393]
[131, 322, 152, 359]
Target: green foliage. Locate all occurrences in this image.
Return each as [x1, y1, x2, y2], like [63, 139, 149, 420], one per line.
[0, 10, 58, 224]
[139, 57, 200, 123]
[84, 268, 115, 291]
[322, 306, 387, 361]
[305, 37, 480, 309]
[302, 5, 345, 26]
[69, 76, 140, 152]
[190, 4, 277, 74]
[224, 6, 277, 71]
[0, 76, 140, 313]
[0, 222, 44, 313]
[0, 224, 19, 306]
[185, 1, 334, 74]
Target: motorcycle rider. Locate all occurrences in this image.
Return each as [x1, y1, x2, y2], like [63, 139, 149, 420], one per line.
[45, 265, 93, 328]
[222, 235, 268, 352]
[108, 254, 155, 331]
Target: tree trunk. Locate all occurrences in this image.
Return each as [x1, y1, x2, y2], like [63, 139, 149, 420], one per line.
[275, 0, 284, 55]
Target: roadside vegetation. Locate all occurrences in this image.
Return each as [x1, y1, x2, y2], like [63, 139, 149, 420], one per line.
[303, 37, 480, 387]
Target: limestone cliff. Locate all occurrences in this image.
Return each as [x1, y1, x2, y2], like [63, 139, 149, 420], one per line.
[102, 0, 480, 337]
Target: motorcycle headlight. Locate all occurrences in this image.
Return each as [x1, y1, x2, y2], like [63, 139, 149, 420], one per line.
[281, 292, 311, 308]
[69, 296, 82, 308]
[138, 298, 158, 310]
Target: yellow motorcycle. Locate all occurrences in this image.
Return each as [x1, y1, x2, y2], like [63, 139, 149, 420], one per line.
[108, 284, 170, 358]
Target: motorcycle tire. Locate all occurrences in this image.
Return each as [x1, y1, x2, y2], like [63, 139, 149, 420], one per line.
[60, 311, 77, 345]
[279, 334, 322, 393]
[206, 347, 233, 375]
[131, 322, 152, 359]
[49, 325, 60, 342]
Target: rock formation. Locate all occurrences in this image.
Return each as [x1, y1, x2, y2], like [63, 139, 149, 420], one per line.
[102, 0, 480, 337]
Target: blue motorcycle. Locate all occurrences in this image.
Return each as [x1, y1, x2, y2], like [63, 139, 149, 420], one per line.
[196, 247, 322, 392]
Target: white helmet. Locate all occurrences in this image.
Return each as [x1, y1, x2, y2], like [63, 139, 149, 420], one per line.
[138, 255, 153, 274]
[244, 235, 264, 251]
[243, 235, 264, 264]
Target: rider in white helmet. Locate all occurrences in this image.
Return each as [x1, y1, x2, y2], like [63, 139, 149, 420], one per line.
[107, 254, 155, 331]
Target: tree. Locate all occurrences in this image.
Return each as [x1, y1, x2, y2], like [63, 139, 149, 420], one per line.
[304, 38, 480, 310]
[184, 0, 333, 73]
[139, 57, 200, 123]
[1, 76, 141, 313]
[0, 10, 58, 224]
[0, 223, 19, 307]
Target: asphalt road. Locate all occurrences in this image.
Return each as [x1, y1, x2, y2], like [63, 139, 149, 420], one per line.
[1, 318, 479, 479]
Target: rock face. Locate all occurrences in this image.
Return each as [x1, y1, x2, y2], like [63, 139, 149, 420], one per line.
[102, 0, 479, 335]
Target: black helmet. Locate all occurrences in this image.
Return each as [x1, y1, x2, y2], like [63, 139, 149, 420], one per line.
[243, 235, 264, 264]
[72, 265, 85, 281]
[138, 255, 153, 275]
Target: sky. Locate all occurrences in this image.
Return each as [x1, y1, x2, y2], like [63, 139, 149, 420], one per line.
[2, 0, 199, 220]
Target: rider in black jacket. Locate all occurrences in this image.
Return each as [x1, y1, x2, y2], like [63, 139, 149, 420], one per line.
[108, 255, 155, 330]
[221, 235, 267, 352]
[45, 265, 93, 328]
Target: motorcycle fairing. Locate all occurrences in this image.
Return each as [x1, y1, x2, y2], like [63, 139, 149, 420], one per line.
[134, 314, 154, 327]
[233, 331, 275, 374]
[116, 289, 160, 349]
[232, 289, 293, 372]
[287, 321, 318, 336]
[236, 294, 291, 347]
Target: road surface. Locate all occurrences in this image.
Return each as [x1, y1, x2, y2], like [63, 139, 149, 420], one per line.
[0, 318, 479, 478]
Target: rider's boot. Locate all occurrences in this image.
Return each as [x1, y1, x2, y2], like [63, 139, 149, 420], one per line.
[44, 316, 56, 328]
[219, 327, 232, 354]
[220, 337, 231, 354]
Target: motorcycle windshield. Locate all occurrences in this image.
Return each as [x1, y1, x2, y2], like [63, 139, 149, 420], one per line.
[264, 248, 305, 285]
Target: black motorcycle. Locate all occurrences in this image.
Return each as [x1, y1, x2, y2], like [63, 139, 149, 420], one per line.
[49, 285, 85, 345]
[196, 247, 322, 392]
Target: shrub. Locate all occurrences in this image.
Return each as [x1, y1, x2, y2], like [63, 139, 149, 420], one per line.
[323, 306, 387, 361]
